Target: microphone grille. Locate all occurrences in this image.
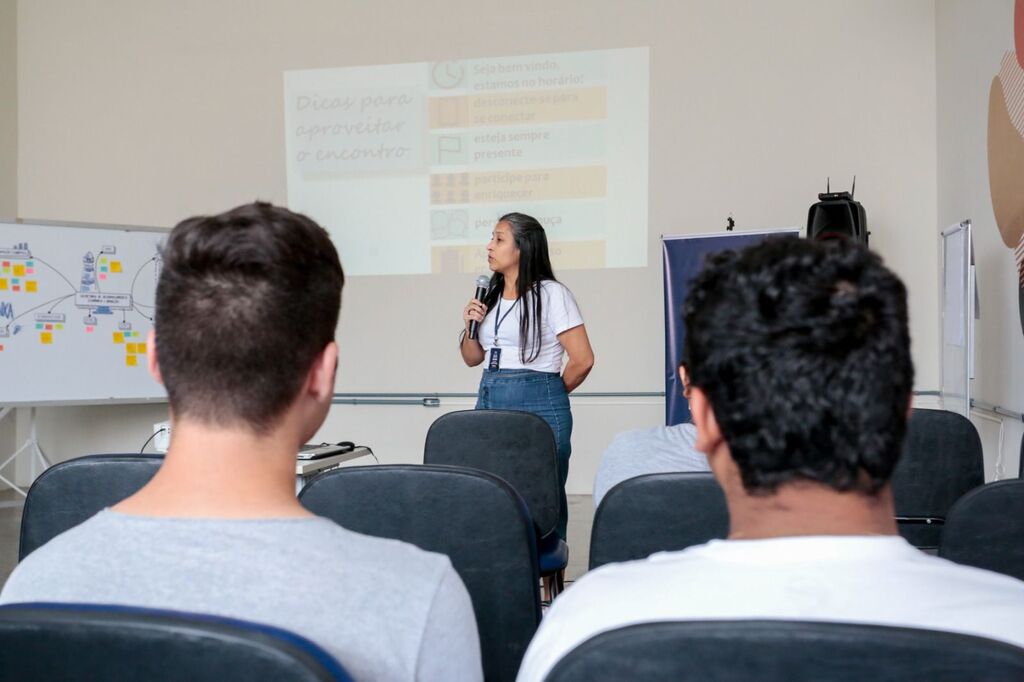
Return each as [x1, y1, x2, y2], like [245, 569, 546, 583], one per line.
[476, 275, 491, 287]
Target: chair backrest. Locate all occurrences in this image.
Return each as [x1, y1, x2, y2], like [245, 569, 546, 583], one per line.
[588, 473, 728, 570]
[940, 479, 1024, 581]
[20, 454, 163, 560]
[424, 409, 560, 537]
[299, 464, 540, 682]
[1019, 431, 1023, 478]
[544, 620, 1024, 682]
[0, 603, 351, 682]
[891, 409, 984, 549]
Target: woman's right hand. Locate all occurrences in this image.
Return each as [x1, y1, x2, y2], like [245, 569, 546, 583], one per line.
[463, 299, 488, 332]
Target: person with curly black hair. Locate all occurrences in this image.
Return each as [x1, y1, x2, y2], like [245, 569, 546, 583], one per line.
[517, 238, 1024, 682]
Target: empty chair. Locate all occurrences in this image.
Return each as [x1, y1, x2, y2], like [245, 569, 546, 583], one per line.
[544, 620, 1024, 682]
[0, 603, 351, 681]
[424, 409, 568, 598]
[299, 464, 539, 682]
[589, 472, 728, 570]
[20, 454, 162, 560]
[891, 409, 984, 549]
[940, 479, 1024, 581]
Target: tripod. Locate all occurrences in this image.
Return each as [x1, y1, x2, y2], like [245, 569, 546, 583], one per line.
[0, 407, 52, 497]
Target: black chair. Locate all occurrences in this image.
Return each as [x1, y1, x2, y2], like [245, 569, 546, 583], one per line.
[1018, 431, 1023, 478]
[299, 464, 540, 682]
[20, 453, 162, 560]
[589, 472, 728, 570]
[544, 620, 1024, 682]
[0, 603, 351, 681]
[424, 409, 568, 599]
[891, 409, 984, 549]
[940, 479, 1024, 581]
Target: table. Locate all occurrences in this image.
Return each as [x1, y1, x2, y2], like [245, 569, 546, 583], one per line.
[295, 446, 374, 492]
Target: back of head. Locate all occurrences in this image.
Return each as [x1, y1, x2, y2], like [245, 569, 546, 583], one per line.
[682, 238, 913, 495]
[155, 202, 344, 433]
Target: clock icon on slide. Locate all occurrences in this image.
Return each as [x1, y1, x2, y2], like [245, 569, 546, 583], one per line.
[431, 61, 465, 89]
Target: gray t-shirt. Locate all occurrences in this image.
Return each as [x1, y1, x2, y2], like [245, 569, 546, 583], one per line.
[0, 510, 483, 682]
[593, 423, 710, 507]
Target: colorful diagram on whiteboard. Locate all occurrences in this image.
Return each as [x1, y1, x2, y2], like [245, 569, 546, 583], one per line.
[0, 244, 159, 366]
[0, 222, 166, 405]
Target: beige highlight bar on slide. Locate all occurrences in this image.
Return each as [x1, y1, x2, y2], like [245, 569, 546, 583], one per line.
[431, 241, 606, 274]
[430, 166, 606, 204]
[429, 87, 607, 129]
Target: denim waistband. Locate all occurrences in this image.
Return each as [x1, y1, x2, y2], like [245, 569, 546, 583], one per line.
[480, 368, 560, 379]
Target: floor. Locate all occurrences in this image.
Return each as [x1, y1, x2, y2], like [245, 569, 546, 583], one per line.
[0, 491, 595, 587]
[0, 489, 23, 586]
[564, 494, 595, 582]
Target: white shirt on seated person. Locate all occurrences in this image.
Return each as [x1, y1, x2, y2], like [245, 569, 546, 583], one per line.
[516, 533, 1024, 682]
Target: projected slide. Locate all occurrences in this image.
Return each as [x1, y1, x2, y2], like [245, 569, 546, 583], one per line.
[284, 48, 649, 276]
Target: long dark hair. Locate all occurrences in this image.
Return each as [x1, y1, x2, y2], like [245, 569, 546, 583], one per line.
[482, 212, 557, 363]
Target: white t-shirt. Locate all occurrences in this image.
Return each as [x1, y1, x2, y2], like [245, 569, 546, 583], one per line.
[478, 280, 583, 373]
[516, 535, 1024, 682]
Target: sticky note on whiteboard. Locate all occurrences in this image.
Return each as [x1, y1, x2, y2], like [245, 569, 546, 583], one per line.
[113, 332, 124, 344]
[125, 354, 138, 367]
[40, 332, 53, 345]
[111, 261, 122, 273]
[126, 343, 138, 354]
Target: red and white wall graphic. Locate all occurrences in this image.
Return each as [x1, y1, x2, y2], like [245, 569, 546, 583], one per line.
[988, 0, 1024, 333]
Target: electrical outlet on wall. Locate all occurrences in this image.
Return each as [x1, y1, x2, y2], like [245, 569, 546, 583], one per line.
[153, 421, 171, 453]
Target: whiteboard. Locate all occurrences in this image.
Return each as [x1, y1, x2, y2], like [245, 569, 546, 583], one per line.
[0, 221, 168, 405]
[940, 220, 974, 418]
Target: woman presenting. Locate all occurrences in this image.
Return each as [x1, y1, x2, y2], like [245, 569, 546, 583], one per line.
[461, 212, 594, 540]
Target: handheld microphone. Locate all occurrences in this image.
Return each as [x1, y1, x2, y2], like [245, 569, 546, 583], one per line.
[469, 274, 490, 340]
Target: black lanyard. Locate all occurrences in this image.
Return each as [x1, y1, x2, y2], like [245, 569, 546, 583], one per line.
[493, 298, 519, 348]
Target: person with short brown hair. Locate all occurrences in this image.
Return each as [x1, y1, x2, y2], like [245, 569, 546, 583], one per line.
[2, 202, 483, 682]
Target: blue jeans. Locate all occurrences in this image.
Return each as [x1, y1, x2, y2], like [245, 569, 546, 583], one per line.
[476, 368, 572, 540]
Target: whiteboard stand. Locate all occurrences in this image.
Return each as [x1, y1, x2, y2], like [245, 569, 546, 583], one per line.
[0, 407, 51, 497]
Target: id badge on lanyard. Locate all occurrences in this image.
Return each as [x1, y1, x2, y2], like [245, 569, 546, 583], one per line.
[489, 298, 518, 371]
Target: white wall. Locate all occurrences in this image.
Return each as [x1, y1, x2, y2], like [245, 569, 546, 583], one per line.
[0, 0, 16, 463]
[11, 0, 941, 493]
[0, 0, 14, 221]
[936, 0, 1024, 479]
